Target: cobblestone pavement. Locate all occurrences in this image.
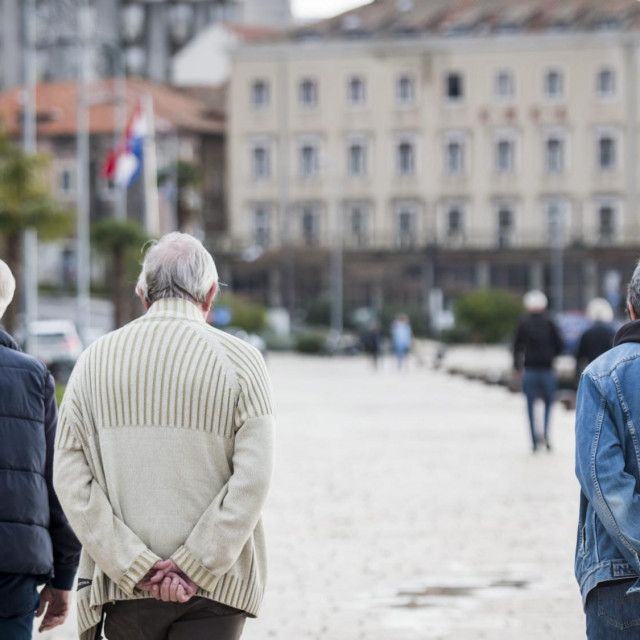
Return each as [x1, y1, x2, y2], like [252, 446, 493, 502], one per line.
[35, 353, 584, 640]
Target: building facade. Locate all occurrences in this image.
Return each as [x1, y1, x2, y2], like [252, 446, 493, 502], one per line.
[0, 0, 290, 88]
[226, 0, 640, 316]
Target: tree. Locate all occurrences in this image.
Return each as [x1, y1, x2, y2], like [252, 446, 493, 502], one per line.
[454, 289, 523, 343]
[0, 133, 72, 334]
[158, 160, 203, 232]
[91, 218, 149, 329]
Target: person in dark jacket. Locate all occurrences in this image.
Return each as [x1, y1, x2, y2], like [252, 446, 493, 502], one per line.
[513, 289, 564, 453]
[575, 297, 616, 378]
[0, 260, 80, 639]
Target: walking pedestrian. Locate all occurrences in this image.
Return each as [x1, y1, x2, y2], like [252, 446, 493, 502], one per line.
[53, 233, 276, 640]
[391, 313, 412, 370]
[361, 320, 382, 369]
[575, 261, 640, 638]
[0, 259, 80, 639]
[574, 297, 616, 378]
[513, 290, 564, 452]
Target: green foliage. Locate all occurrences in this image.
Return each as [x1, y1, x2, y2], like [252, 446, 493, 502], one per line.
[55, 385, 66, 406]
[216, 292, 267, 334]
[454, 289, 523, 344]
[304, 296, 355, 329]
[91, 217, 150, 254]
[295, 331, 326, 354]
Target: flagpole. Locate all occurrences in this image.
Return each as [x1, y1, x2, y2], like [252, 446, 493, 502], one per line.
[76, 1, 91, 339]
[142, 93, 160, 236]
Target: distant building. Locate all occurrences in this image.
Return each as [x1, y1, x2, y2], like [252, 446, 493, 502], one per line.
[226, 0, 640, 315]
[0, 78, 225, 287]
[0, 0, 290, 88]
[173, 23, 278, 87]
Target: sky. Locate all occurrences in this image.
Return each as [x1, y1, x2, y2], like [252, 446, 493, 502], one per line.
[292, 0, 371, 20]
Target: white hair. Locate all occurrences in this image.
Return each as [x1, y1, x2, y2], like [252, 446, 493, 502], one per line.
[0, 259, 15, 320]
[136, 232, 218, 305]
[523, 289, 548, 312]
[586, 297, 614, 323]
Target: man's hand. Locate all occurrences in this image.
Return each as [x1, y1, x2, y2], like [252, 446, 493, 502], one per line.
[36, 585, 71, 632]
[136, 559, 197, 603]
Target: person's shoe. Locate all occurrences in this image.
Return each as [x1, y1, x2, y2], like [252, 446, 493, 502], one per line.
[544, 437, 552, 452]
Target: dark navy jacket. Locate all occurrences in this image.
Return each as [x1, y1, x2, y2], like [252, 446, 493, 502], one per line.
[0, 328, 80, 589]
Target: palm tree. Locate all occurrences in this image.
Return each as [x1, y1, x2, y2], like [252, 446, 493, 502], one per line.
[91, 217, 149, 329]
[0, 133, 72, 334]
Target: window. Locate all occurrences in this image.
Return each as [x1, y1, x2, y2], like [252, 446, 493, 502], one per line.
[495, 137, 515, 174]
[251, 143, 270, 179]
[345, 201, 370, 247]
[445, 138, 464, 175]
[348, 141, 366, 177]
[496, 203, 515, 247]
[347, 75, 366, 106]
[58, 167, 75, 196]
[598, 134, 616, 170]
[298, 137, 320, 178]
[544, 69, 564, 100]
[300, 204, 320, 245]
[545, 135, 565, 173]
[545, 199, 568, 243]
[299, 78, 318, 108]
[397, 140, 415, 176]
[252, 204, 271, 247]
[396, 203, 418, 248]
[598, 204, 615, 243]
[495, 70, 514, 101]
[597, 68, 615, 98]
[251, 79, 269, 109]
[446, 72, 464, 101]
[397, 74, 415, 105]
[447, 207, 463, 239]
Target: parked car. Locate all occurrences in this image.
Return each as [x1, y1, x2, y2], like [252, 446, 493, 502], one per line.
[22, 320, 83, 382]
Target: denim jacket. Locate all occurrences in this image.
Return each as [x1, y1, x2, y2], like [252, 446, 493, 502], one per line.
[575, 323, 640, 606]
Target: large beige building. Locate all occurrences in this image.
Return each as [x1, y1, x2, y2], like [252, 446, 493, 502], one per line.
[226, 0, 640, 314]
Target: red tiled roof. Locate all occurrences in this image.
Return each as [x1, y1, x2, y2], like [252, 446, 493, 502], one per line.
[284, 0, 640, 39]
[0, 77, 224, 139]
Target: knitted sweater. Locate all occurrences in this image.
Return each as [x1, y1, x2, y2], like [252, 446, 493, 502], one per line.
[53, 299, 275, 640]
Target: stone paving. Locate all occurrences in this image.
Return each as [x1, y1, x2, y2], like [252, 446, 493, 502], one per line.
[35, 352, 584, 640]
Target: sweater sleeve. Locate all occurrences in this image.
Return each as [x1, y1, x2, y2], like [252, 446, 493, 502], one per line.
[43, 373, 81, 590]
[53, 369, 161, 595]
[171, 349, 275, 591]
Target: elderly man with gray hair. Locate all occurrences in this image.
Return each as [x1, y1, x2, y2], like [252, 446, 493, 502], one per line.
[574, 262, 640, 637]
[513, 289, 564, 452]
[0, 260, 80, 639]
[54, 233, 275, 640]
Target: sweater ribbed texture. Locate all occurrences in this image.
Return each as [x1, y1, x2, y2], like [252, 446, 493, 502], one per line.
[54, 298, 275, 640]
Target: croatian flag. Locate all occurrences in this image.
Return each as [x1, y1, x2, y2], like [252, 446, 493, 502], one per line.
[102, 102, 147, 188]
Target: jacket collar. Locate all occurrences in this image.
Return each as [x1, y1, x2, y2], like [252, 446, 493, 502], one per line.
[0, 328, 21, 351]
[613, 320, 640, 347]
[144, 298, 207, 323]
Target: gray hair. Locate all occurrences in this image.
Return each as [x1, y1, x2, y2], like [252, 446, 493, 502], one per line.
[586, 298, 614, 323]
[628, 260, 640, 317]
[0, 259, 15, 320]
[523, 289, 548, 312]
[136, 232, 218, 305]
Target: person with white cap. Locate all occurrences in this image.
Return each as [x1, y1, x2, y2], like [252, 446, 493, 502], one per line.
[513, 289, 564, 452]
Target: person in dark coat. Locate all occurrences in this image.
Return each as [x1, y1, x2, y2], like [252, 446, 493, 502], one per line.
[513, 290, 564, 453]
[0, 259, 80, 639]
[575, 298, 616, 377]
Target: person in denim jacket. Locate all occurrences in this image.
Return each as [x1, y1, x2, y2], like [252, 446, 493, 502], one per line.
[575, 262, 640, 638]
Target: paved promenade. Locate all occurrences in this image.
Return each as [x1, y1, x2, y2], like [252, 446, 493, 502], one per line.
[36, 353, 584, 640]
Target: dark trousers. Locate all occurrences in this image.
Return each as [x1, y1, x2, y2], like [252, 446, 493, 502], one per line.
[104, 597, 247, 640]
[522, 367, 556, 448]
[586, 579, 640, 639]
[0, 573, 40, 640]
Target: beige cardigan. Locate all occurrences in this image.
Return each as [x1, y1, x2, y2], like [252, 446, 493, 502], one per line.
[54, 299, 275, 640]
